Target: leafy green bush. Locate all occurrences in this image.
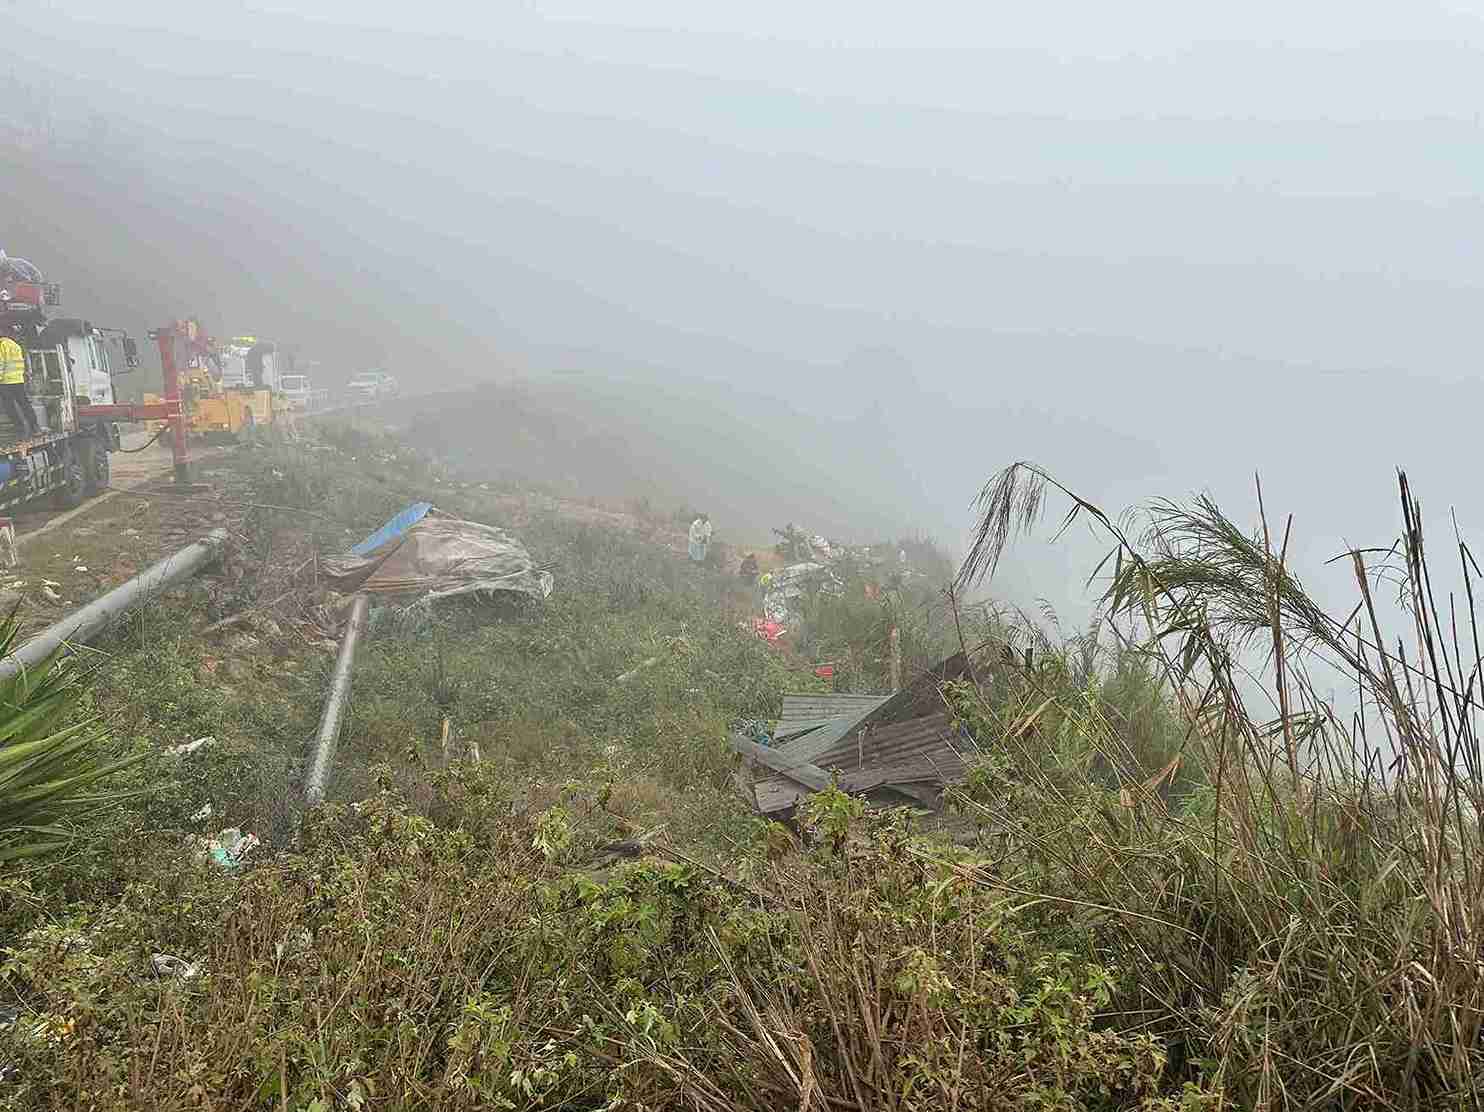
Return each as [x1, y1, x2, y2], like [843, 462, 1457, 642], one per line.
[0, 772, 1215, 1110]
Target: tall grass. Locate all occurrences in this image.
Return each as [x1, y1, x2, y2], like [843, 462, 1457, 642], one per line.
[953, 462, 1484, 1108]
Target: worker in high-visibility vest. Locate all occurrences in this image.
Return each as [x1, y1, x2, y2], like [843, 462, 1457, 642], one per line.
[0, 333, 38, 438]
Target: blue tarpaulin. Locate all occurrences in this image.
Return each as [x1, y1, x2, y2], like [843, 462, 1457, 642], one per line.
[350, 501, 432, 556]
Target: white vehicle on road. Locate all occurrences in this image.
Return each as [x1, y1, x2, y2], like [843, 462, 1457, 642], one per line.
[346, 370, 398, 403]
[278, 374, 312, 411]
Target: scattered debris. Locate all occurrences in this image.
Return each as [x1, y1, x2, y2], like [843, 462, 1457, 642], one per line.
[735, 718, 773, 747]
[760, 562, 842, 623]
[736, 655, 978, 820]
[190, 802, 214, 823]
[151, 953, 202, 980]
[168, 736, 216, 757]
[40, 586, 60, 604]
[198, 828, 259, 869]
[749, 617, 786, 644]
[323, 502, 553, 605]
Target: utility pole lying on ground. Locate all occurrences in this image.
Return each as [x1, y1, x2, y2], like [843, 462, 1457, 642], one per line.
[304, 594, 369, 807]
[0, 528, 227, 680]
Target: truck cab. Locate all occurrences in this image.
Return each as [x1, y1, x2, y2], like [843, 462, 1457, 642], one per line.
[0, 259, 134, 508]
[36, 317, 139, 408]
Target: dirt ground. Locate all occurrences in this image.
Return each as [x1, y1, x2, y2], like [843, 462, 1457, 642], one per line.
[2, 430, 249, 636]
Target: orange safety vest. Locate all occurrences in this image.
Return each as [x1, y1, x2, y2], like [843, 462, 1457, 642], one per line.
[0, 337, 25, 386]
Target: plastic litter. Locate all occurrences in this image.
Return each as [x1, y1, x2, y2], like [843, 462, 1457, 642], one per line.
[750, 617, 786, 644]
[168, 736, 215, 757]
[151, 953, 202, 980]
[199, 828, 259, 869]
[762, 562, 842, 622]
[0, 255, 43, 284]
[735, 718, 774, 748]
[324, 504, 552, 605]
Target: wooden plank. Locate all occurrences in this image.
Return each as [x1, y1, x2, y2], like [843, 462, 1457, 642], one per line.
[730, 735, 831, 792]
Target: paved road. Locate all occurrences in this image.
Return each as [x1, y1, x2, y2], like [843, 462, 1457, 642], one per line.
[16, 428, 225, 548]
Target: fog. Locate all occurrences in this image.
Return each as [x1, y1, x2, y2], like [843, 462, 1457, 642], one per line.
[6, 1, 1484, 628]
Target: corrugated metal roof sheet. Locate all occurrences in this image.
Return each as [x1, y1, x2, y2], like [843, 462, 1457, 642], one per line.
[744, 655, 979, 816]
[773, 713, 871, 767]
[752, 712, 976, 815]
[817, 713, 959, 772]
[777, 693, 890, 732]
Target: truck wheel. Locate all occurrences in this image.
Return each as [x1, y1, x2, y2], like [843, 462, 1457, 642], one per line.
[52, 452, 85, 511]
[83, 439, 110, 496]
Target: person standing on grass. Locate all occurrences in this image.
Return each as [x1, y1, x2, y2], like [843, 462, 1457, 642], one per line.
[688, 514, 712, 563]
[0, 332, 38, 439]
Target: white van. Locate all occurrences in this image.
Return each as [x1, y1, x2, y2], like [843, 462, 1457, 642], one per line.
[346, 370, 398, 402]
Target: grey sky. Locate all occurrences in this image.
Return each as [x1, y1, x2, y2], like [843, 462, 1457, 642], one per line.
[7, 1, 1483, 626]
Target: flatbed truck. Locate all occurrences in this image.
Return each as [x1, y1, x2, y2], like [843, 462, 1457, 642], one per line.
[0, 259, 143, 511]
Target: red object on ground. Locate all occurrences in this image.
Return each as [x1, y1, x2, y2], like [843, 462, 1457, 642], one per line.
[751, 617, 785, 644]
[814, 663, 835, 678]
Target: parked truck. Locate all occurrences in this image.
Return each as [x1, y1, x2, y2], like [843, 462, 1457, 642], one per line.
[0, 255, 137, 510]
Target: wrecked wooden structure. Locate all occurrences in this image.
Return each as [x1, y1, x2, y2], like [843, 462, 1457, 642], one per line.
[735, 654, 979, 820]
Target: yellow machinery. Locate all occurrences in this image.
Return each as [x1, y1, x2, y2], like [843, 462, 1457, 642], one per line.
[188, 388, 274, 438]
[142, 322, 279, 442]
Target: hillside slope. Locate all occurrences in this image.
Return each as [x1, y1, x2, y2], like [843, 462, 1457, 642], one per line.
[396, 376, 939, 545]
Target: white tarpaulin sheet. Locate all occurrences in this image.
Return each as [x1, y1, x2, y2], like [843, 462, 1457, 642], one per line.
[763, 561, 842, 623]
[323, 507, 553, 604]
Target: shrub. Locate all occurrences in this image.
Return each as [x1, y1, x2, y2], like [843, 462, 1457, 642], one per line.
[0, 774, 1213, 1110]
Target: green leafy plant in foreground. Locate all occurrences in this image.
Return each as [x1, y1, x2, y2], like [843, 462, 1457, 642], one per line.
[0, 774, 1219, 1110]
[0, 615, 140, 862]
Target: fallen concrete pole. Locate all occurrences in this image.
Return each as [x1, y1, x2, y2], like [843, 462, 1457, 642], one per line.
[0, 528, 228, 681]
[304, 593, 369, 806]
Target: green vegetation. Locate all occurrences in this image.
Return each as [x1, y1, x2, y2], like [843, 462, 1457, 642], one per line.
[2, 433, 1481, 1108]
[0, 615, 142, 863]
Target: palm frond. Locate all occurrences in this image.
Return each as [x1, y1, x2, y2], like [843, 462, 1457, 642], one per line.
[0, 613, 142, 860]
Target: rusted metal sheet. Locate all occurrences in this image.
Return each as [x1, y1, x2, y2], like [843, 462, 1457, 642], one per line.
[751, 714, 974, 816]
[814, 712, 959, 771]
[744, 655, 980, 817]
